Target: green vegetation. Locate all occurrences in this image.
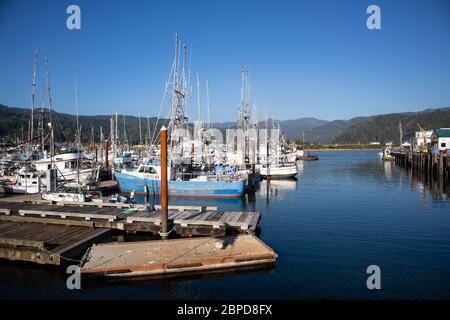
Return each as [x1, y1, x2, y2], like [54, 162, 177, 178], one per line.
[0, 104, 166, 145]
[332, 108, 450, 145]
[2, 103, 449, 146]
[298, 143, 382, 150]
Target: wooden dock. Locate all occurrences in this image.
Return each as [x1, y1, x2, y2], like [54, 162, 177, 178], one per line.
[80, 235, 277, 279]
[0, 200, 260, 237]
[0, 221, 111, 265]
[392, 151, 449, 182]
[0, 195, 262, 268]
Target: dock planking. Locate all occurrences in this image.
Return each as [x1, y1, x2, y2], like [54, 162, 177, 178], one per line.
[0, 221, 112, 265]
[0, 201, 260, 237]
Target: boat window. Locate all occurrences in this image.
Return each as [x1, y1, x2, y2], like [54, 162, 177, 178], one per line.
[138, 166, 146, 173]
[441, 143, 446, 148]
[145, 166, 157, 174]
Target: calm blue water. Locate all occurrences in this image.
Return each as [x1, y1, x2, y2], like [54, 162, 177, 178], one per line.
[1, 151, 450, 299]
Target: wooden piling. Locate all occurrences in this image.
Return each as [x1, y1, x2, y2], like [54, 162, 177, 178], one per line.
[160, 126, 169, 239]
[392, 150, 448, 184]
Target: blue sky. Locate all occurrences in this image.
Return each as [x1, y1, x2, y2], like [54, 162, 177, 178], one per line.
[0, 0, 449, 122]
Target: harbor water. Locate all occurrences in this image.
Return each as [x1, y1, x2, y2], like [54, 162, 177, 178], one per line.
[1, 151, 449, 299]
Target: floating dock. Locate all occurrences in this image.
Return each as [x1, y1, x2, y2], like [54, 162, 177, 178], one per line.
[0, 195, 264, 272]
[0, 221, 111, 265]
[0, 200, 260, 237]
[80, 235, 277, 279]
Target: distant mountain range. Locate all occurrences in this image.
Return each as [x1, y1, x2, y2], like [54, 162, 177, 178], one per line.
[1, 103, 449, 145]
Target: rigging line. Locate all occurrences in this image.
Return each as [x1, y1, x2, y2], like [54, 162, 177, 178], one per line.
[53, 112, 70, 142]
[147, 103, 172, 157]
[148, 58, 176, 151]
[39, 247, 82, 263]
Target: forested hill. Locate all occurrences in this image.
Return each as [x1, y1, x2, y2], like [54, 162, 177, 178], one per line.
[333, 108, 450, 144]
[0, 104, 167, 144]
[1, 103, 449, 145]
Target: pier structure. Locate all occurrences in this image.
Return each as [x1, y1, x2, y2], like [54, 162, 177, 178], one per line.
[392, 150, 449, 182]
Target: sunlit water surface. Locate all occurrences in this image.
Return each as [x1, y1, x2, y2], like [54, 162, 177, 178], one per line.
[1, 151, 449, 299]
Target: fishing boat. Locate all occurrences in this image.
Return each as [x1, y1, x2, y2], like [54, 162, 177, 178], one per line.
[258, 162, 298, 179]
[41, 181, 102, 203]
[2, 166, 45, 194]
[34, 150, 93, 182]
[116, 162, 246, 198]
[297, 154, 319, 161]
[381, 142, 394, 161]
[115, 36, 247, 198]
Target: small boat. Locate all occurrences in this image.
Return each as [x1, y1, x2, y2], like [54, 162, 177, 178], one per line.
[381, 142, 394, 161]
[297, 154, 319, 161]
[259, 163, 298, 179]
[42, 181, 102, 203]
[2, 166, 45, 194]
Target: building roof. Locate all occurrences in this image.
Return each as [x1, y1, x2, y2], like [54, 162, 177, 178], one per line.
[433, 128, 450, 138]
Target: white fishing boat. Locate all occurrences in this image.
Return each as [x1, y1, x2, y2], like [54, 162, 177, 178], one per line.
[41, 181, 102, 203]
[381, 142, 394, 161]
[3, 167, 45, 194]
[34, 151, 93, 182]
[258, 162, 298, 179]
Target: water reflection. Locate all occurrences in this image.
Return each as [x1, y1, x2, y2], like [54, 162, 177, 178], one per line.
[2, 151, 450, 299]
[257, 178, 299, 202]
[383, 159, 393, 181]
[352, 156, 449, 203]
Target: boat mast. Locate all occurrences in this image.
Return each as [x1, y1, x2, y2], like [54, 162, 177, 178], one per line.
[138, 113, 142, 145]
[206, 80, 211, 131]
[168, 34, 190, 159]
[45, 54, 54, 167]
[110, 116, 115, 164]
[196, 73, 201, 127]
[100, 125, 103, 162]
[115, 112, 118, 146]
[39, 89, 45, 149]
[75, 77, 81, 189]
[30, 48, 38, 149]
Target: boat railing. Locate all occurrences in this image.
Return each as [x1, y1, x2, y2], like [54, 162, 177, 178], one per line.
[174, 172, 243, 182]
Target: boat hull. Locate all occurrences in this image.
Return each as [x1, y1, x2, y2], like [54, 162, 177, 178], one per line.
[259, 165, 298, 179]
[115, 172, 246, 198]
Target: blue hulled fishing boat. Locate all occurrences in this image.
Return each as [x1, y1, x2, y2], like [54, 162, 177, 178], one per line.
[115, 163, 245, 198]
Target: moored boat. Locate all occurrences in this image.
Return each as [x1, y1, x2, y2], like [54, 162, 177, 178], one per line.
[297, 154, 319, 161]
[115, 162, 246, 198]
[258, 163, 298, 179]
